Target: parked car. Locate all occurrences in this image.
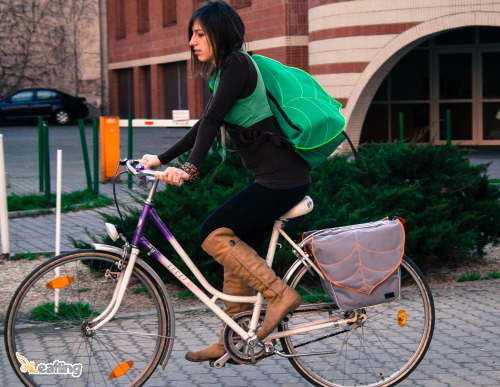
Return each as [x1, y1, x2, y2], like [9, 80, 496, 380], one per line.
[0, 88, 89, 125]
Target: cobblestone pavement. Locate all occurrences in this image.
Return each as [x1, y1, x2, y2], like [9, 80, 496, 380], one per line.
[1, 279, 499, 386]
[0, 124, 500, 386]
[1, 124, 189, 255]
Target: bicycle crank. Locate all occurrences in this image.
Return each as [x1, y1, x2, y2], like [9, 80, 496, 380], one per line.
[222, 312, 269, 365]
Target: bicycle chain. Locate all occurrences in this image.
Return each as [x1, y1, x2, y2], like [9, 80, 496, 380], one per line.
[281, 305, 352, 350]
[291, 329, 349, 349]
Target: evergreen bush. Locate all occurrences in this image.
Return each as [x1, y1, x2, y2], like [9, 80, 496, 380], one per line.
[98, 141, 500, 288]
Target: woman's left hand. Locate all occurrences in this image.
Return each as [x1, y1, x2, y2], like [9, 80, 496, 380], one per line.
[140, 154, 161, 170]
[161, 167, 189, 187]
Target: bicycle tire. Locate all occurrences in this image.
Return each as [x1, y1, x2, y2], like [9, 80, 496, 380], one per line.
[279, 254, 434, 387]
[4, 250, 174, 387]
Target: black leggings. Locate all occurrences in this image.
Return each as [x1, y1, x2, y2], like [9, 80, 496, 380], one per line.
[199, 182, 310, 252]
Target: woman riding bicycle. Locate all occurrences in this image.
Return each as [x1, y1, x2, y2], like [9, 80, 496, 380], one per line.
[141, 0, 310, 363]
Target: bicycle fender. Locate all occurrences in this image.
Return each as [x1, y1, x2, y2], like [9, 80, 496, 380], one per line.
[92, 243, 123, 256]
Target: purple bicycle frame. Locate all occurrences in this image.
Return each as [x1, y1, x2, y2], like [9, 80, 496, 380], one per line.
[129, 198, 259, 339]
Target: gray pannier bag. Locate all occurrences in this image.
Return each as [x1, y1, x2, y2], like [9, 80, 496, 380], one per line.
[302, 218, 405, 311]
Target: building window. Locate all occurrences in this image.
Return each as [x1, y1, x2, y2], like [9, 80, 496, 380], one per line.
[162, 62, 188, 119]
[163, 0, 176, 26]
[361, 49, 430, 144]
[137, 0, 149, 34]
[231, 0, 251, 9]
[139, 66, 152, 118]
[116, 69, 135, 118]
[362, 27, 500, 145]
[116, 0, 126, 39]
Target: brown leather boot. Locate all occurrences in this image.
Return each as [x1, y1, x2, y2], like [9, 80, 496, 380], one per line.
[184, 267, 254, 362]
[184, 328, 225, 362]
[201, 227, 303, 341]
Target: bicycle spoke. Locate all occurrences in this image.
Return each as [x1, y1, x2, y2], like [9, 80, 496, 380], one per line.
[280, 255, 434, 387]
[5, 251, 173, 386]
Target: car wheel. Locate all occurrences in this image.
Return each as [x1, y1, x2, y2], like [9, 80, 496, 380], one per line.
[53, 109, 70, 125]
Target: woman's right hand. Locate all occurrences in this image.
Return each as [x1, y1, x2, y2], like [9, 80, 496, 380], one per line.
[140, 154, 161, 170]
[161, 167, 189, 187]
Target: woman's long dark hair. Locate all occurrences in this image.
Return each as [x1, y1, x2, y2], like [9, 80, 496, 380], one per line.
[189, 0, 245, 78]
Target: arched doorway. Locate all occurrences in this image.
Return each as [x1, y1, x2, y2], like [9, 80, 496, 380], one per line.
[360, 27, 500, 145]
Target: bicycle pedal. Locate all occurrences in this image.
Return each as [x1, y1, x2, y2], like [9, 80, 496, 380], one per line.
[208, 360, 224, 368]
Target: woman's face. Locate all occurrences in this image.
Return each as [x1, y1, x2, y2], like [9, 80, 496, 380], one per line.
[190, 20, 215, 65]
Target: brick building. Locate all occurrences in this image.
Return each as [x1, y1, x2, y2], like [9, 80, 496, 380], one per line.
[106, 0, 500, 149]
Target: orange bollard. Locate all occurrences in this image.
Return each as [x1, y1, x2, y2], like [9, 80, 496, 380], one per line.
[99, 117, 121, 182]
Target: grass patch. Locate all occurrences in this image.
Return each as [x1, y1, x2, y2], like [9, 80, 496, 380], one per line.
[7, 189, 112, 212]
[30, 301, 98, 322]
[133, 287, 152, 298]
[458, 270, 500, 282]
[11, 252, 40, 260]
[176, 290, 194, 300]
[10, 252, 53, 261]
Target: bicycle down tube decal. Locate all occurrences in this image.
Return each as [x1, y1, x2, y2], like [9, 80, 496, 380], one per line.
[143, 238, 199, 292]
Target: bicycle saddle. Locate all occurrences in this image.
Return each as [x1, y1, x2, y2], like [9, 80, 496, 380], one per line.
[279, 196, 314, 220]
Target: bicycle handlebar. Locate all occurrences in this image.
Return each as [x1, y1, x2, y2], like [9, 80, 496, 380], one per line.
[124, 159, 163, 181]
[123, 158, 185, 186]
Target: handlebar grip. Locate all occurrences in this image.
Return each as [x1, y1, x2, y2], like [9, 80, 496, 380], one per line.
[153, 171, 184, 186]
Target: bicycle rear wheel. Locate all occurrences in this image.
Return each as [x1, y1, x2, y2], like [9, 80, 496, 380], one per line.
[280, 255, 434, 387]
[4, 250, 174, 387]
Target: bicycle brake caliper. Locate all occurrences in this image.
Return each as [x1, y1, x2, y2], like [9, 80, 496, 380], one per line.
[116, 244, 131, 270]
[105, 269, 120, 280]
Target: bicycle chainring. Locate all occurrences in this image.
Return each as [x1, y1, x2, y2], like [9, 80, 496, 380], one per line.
[223, 312, 269, 365]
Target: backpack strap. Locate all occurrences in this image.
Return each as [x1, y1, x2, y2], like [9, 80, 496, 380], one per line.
[343, 131, 361, 160]
[223, 119, 282, 146]
[224, 121, 361, 161]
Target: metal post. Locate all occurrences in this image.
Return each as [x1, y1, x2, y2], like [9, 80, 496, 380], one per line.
[78, 119, 93, 191]
[38, 117, 44, 192]
[399, 112, 404, 142]
[128, 115, 133, 189]
[446, 109, 452, 145]
[42, 121, 51, 207]
[93, 119, 99, 196]
[0, 134, 10, 258]
[54, 149, 63, 312]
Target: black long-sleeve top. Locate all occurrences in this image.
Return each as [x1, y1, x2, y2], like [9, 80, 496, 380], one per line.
[158, 51, 310, 189]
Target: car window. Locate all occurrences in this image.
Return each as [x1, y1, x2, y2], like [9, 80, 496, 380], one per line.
[37, 90, 58, 100]
[11, 90, 34, 103]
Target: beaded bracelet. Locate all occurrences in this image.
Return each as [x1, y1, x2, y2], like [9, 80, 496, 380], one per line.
[180, 162, 199, 182]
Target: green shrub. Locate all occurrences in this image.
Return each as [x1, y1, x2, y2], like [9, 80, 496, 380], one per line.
[95, 141, 500, 289]
[31, 301, 97, 322]
[458, 270, 500, 282]
[100, 151, 253, 289]
[304, 141, 500, 265]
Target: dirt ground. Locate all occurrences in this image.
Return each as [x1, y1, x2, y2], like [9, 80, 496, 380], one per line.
[423, 244, 500, 284]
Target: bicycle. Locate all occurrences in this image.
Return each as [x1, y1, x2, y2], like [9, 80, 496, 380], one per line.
[4, 159, 435, 387]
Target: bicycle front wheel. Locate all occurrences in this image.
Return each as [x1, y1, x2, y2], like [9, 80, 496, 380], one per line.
[280, 255, 434, 387]
[4, 250, 174, 387]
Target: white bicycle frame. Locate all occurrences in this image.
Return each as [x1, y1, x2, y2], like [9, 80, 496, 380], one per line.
[87, 166, 360, 350]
